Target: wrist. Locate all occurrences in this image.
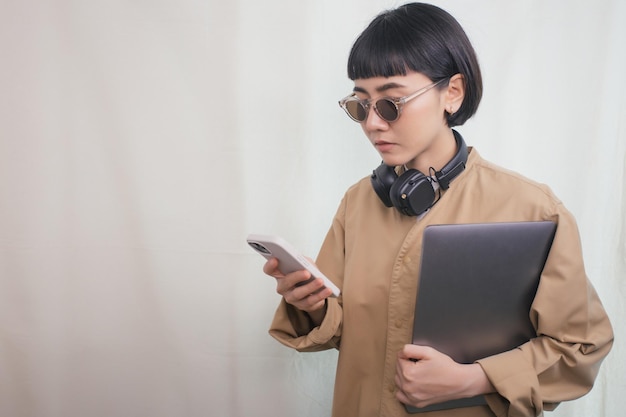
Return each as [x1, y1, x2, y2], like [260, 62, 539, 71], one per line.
[462, 363, 495, 397]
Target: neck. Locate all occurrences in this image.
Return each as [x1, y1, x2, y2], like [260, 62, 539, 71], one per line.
[409, 128, 458, 174]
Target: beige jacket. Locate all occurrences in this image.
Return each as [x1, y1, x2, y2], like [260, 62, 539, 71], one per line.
[269, 148, 613, 417]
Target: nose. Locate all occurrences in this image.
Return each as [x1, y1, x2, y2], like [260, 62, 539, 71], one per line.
[363, 105, 389, 131]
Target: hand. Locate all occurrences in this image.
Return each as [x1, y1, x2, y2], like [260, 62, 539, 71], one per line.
[395, 345, 494, 408]
[263, 257, 333, 315]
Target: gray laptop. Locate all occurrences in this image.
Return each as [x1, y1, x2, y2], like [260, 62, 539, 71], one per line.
[406, 221, 556, 413]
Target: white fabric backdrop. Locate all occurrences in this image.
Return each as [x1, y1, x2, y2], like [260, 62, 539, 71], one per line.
[0, 1, 624, 416]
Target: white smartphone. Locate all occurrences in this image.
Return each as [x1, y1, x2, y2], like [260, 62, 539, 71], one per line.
[246, 234, 340, 297]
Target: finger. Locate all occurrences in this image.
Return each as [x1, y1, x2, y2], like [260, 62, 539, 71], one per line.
[262, 257, 282, 277]
[283, 281, 334, 313]
[291, 276, 327, 298]
[395, 364, 424, 408]
[396, 354, 413, 383]
[395, 367, 404, 385]
[394, 377, 417, 406]
[395, 389, 411, 406]
[283, 277, 327, 304]
[302, 285, 333, 306]
[298, 295, 327, 313]
[396, 390, 428, 409]
[398, 344, 433, 361]
[276, 270, 313, 295]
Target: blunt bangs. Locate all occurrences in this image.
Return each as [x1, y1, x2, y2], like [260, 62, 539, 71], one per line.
[347, 23, 417, 79]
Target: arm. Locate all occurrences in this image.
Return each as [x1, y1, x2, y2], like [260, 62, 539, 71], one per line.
[395, 208, 613, 415]
[268, 199, 347, 352]
[477, 209, 614, 416]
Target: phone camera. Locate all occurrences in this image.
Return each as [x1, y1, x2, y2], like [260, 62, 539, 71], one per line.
[248, 241, 271, 255]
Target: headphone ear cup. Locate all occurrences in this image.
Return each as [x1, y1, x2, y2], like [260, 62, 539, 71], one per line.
[371, 164, 397, 207]
[389, 169, 436, 216]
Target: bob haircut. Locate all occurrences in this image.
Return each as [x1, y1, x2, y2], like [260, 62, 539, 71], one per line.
[347, 2, 482, 127]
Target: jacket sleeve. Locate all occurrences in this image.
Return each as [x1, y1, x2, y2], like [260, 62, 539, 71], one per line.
[268, 197, 348, 352]
[477, 205, 614, 417]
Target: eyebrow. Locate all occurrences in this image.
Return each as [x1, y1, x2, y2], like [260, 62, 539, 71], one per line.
[353, 82, 406, 95]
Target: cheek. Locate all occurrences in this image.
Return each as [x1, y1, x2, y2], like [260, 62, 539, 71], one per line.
[403, 104, 446, 131]
[395, 115, 442, 143]
[410, 94, 447, 120]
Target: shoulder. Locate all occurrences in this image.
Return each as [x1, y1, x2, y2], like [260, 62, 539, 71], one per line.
[466, 148, 561, 203]
[331, 171, 398, 225]
[441, 148, 568, 222]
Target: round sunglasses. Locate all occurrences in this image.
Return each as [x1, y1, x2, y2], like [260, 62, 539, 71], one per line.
[338, 78, 447, 123]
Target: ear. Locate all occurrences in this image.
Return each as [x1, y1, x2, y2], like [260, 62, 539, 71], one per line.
[445, 73, 465, 114]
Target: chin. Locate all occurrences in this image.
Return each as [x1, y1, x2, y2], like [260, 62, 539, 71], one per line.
[380, 155, 410, 168]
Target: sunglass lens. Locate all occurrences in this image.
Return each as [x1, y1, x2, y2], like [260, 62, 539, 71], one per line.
[346, 101, 367, 121]
[375, 99, 399, 122]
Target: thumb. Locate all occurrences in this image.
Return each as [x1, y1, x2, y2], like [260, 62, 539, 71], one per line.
[399, 344, 435, 361]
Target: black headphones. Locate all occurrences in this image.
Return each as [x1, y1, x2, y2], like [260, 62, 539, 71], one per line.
[370, 130, 468, 216]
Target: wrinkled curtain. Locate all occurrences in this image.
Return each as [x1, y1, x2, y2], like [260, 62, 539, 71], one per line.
[0, 1, 624, 416]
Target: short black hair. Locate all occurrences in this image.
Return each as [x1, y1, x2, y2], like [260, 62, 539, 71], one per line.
[347, 2, 482, 127]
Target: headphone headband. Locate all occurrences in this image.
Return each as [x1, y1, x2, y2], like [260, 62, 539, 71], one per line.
[434, 130, 468, 190]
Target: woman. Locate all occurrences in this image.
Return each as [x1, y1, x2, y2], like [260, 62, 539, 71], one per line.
[263, 3, 613, 416]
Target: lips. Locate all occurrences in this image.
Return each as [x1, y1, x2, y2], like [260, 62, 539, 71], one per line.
[374, 140, 396, 152]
